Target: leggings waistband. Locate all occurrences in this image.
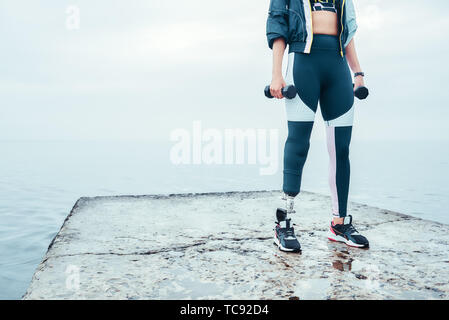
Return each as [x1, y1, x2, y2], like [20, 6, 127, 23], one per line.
[311, 34, 340, 51]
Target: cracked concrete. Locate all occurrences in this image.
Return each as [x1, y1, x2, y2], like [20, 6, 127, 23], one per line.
[23, 191, 449, 300]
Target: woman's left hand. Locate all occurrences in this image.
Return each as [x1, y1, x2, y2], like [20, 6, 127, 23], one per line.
[354, 75, 365, 90]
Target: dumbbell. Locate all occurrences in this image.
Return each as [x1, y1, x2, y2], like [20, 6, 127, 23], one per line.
[264, 85, 297, 100]
[353, 85, 369, 100]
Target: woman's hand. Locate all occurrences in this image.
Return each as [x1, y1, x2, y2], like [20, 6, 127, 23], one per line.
[354, 75, 365, 91]
[270, 75, 287, 99]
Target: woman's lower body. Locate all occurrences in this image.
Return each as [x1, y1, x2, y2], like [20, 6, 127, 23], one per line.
[283, 34, 354, 218]
[273, 35, 369, 252]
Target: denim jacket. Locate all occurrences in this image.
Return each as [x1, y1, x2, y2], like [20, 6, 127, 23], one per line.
[266, 0, 357, 57]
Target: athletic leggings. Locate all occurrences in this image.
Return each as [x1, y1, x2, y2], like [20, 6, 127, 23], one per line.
[283, 35, 354, 218]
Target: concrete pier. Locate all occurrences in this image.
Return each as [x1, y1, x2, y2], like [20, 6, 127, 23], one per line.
[23, 191, 449, 300]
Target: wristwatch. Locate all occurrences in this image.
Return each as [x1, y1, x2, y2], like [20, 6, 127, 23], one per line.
[354, 72, 365, 78]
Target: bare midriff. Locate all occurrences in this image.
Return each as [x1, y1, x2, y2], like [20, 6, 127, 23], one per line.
[312, 11, 338, 36]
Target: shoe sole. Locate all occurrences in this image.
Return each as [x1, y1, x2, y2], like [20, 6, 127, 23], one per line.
[327, 232, 369, 249]
[273, 234, 301, 253]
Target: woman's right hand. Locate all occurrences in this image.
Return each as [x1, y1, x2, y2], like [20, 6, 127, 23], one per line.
[270, 75, 287, 99]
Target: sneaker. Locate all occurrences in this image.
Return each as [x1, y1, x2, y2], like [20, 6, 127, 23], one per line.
[328, 215, 369, 248]
[274, 208, 301, 253]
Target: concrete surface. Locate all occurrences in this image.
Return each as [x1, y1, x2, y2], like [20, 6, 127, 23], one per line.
[23, 191, 449, 300]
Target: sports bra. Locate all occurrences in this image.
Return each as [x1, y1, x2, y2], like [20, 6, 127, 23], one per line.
[310, 0, 339, 14]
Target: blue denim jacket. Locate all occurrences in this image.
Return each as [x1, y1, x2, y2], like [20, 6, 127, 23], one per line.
[266, 0, 358, 57]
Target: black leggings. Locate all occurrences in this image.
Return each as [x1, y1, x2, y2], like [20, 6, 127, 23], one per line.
[283, 35, 354, 217]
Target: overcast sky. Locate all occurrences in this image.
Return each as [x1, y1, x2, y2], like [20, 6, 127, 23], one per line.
[0, 0, 448, 142]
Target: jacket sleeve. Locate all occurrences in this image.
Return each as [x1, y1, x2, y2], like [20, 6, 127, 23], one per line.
[266, 0, 289, 49]
[344, 0, 358, 47]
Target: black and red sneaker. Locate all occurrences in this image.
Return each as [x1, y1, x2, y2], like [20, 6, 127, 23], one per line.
[274, 208, 301, 253]
[328, 215, 369, 248]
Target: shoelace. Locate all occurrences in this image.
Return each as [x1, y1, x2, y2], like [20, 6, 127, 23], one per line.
[344, 223, 358, 234]
[284, 227, 296, 240]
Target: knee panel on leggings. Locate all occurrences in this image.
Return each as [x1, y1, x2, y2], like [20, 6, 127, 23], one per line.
[326, 126, 352, 217]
